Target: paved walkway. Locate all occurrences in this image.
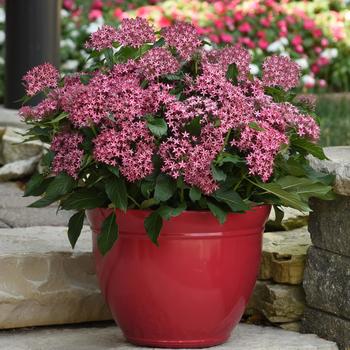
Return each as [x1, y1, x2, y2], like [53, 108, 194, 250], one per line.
[0, 323, 338, 350]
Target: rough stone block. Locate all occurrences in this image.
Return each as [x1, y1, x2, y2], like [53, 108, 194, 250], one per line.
[0, 156, 40, 182]
[308, 146, 350, 196]
[309, 196, 350, 257]
[302, 307, 350, 350]
[246, 280, 305, 323]
[303, 247, 350, 320]
[1, 127, 43, 164]
[260, 227, 310, 284]
[0, 323, 339, 350]
[266, 207, 308, 231]
[0, 226, 112, 329]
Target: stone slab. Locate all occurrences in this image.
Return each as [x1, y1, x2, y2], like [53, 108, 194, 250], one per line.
[260, 227, 310, 284]
[308, 146, 350, 196]
[0, 156, 40, 182]
[266, 207, 308, 232]
[0, 182, 72, 227]
[309, 196, 350, 257]
[303, 247, 350, 320]
[0, 323, 338, 350]
[0, 226, 112, 329]
[1, 127, 43, 164]
[302, 307, 349, 350]
[0, 107, 24, 128]
[246, 280, 305, 323]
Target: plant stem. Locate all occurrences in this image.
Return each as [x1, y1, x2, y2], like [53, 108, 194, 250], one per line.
[128, 195, 141, 209]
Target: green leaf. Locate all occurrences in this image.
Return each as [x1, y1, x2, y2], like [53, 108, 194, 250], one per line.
[97, 212, 118, 255]
[61, 188, 107, 210]
[153, 37, 165, 48]
[189, 187, 201, 201]
[107, 166, 120, 177]
[226, 63, 238, 85]
[104, 48, 114, 67]
[28, 173, 76, 207]
[24, 173, 45, 197]
[273, 205, 284, 226]
[291, 136, 327, 160]
[213, 188, 249, 211]
[45, 172, 76, 199]
[67, 211, 85, 249]
[220, 154, 243, 165]
[253, 181, 310, 212]
[141, 180, 155, 198]
[41, 150, 55, 168]
[147, 117, 168, 137]
[248, 122, 264, 131]
[154, 174, 176, 201]
[207, 200, 227, 224]
[264, 86, 287, 103]
[144, 211, 163, 245]
[157, 203, 187, 220]
[105, 177, 128, 212]
[185, 117, 201, 137]
[140, 198, 159, 209]
[211, 164, 227, 182]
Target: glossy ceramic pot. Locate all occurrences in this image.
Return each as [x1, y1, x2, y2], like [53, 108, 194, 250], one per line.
[87, 206, 271, 348]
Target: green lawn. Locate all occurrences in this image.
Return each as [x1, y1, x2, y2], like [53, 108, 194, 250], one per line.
[317, 94, 350, 147]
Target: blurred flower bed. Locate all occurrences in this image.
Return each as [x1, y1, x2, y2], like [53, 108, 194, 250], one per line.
[0, 0, 349, 99]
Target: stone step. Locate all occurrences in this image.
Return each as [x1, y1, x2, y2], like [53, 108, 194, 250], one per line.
[0, 323, 338, 350]
[0, 225, 111, 329]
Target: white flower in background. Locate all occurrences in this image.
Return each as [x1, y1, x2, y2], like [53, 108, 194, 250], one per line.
[0, 56, 4, 65]
[280, 51, 290, 57]
[0, 8, 5, 23]
[87, 22, 101, 34]
[70, 30, 80, 39]
[67, 22, 76, 31]
[302, 74, 315, 86]
[280, 37, 289, 46]
[61, 9, 70, 18]
[80, 50, 90, 60]
[249, 63, 259, 75]
[61, 38, 76, 50]
[321, 48, 338, 60]
[62, 59, 79, 71]
[295, 58, 309, 70]
[0, 31, 5, 45]
[267, 38, 288, 53]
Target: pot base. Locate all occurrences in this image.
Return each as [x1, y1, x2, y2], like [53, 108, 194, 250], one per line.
[126, 335, 229, 348]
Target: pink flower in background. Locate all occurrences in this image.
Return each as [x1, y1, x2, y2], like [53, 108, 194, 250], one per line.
[234, 11, 244, 22]
[262, 55, 300, 91]
[303, 19, 316, 31]
[258, 39, 269, 50]
[318, 79, 327, 88]
[85, 25, 118, 50]
[291, 35, 302, 47]
[220, 33, 233, 43]
[314, 46, 322, 54]
[312, 29, 323, 38]
[113, 8, 123, 19]
[209, 34, 220, 44]
[311, 64, 320, 74]
[115, 17, 156, 48]
[89, 9, 102, 21]
[295, 45, 304, 54]
[238, 22, 252, 33]
[260, 17, 271, 28]
[241, 37, 255, 49]
[63, 0, 74, 11]
[158, 17, 172, 27]
[321, 38, 329, 47]
[23, 63, 59, 96]
[162, 22, 201, 60]
[91, 0, 103, 10]
[51, 132, 84, 179]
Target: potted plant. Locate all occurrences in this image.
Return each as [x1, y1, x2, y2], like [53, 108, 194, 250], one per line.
[20, 18, 334, 348]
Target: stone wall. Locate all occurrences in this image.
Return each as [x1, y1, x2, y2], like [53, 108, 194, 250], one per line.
[301, 147, 350, 350]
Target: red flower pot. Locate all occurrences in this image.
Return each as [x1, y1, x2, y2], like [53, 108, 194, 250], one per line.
[87, 206, 271, 348]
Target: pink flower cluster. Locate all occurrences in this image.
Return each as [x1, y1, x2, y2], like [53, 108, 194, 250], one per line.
[262, 55, 300, 91]
[162, 22, 201, 60]
[115, 17, 156, 48]
[51, 132, 84, 178]
[85, 25, 119, 50]
[23, 19, 321, 193]
[23, 63, 59, 96]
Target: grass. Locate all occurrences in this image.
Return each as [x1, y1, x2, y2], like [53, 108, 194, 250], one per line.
[316, 93, 350, 147]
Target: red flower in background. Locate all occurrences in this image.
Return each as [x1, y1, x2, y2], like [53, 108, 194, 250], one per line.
[238, 22, 252, 33]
